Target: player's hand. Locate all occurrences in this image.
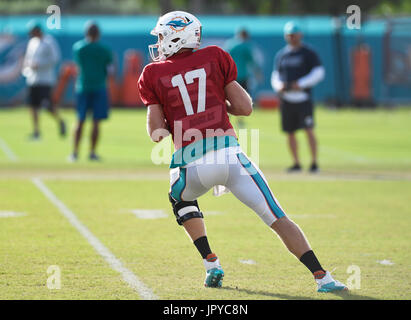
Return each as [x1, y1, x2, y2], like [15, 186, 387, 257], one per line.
[278, 83, 287, 93]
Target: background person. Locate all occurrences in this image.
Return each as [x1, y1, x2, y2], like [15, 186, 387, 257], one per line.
[70, 22, 113, 162]
[271, 21, 325, 173]
[22, 21, 66, 140]
[225, 27, 262, 129]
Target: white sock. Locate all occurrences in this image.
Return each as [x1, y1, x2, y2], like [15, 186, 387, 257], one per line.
[203, 257, 221, 271]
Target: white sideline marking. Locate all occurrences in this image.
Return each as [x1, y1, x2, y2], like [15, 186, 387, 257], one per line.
[377, 259, 394, 266]
[130, 209, 168, 219]
[0, 211, 26, 218]
[32, 178, 158, 300]
[0, 138, 18, 162]
[128, 209, 223, 219]
[1, 170, 410, 182]
[239, 259, 257, 265]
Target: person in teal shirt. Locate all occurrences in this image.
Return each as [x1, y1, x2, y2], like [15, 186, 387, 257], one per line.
[69, 22, 113, 162]
[225, 28, 261, 128]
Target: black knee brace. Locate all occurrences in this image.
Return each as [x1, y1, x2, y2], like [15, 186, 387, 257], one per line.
[168, 193, 204, 226]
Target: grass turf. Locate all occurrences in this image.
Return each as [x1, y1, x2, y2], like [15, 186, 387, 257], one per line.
[0, 106, 410, 300]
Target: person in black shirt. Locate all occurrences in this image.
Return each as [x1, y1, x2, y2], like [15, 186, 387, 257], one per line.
[271, 22, 325, 173]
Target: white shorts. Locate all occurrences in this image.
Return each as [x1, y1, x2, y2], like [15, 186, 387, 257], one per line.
[169, 147, 286, 226]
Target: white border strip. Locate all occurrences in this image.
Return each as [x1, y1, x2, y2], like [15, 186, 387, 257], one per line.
[0, 138, 18, 162]
[32, 177, 158, 300]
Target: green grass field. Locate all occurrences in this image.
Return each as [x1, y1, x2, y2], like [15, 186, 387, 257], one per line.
[0, 106, 410, 300]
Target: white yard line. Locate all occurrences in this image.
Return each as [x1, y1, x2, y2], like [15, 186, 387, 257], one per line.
[31, 177, 158, 300]
[0, 211, 27, 218]
[0, 138, 18, 162]
[130, 209, 168, 219]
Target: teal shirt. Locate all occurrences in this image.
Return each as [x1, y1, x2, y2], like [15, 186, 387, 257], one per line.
[225, 38, 255, 82]
[73, 39, 112, 93]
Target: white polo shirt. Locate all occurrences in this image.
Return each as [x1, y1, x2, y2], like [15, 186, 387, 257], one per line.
[22, 34, 60, 86]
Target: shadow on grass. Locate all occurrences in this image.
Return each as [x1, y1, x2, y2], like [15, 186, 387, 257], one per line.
[329, 290, 379, 300]
[219, 286, 378, 300]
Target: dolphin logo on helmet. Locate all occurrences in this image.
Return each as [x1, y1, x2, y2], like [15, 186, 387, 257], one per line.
[166, 18, 193, 32]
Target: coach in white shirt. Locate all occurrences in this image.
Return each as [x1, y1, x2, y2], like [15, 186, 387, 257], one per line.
[271, 22, 325, 173]
[22, 21, 65, 140]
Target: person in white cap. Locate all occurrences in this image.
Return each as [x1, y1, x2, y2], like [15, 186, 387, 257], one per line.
[271, 21, 325, 173]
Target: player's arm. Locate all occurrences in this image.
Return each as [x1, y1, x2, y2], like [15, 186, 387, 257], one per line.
[147, 104, 170, 143]
[224, 80, 253, 116]
[271, 70, 286, 93]
[22, 44, 31, 74]
[295, 66, 325, 89]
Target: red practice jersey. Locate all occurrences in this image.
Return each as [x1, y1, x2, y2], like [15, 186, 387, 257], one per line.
[138, 45, 238, 149]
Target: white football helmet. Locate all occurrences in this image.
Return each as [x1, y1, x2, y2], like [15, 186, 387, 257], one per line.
[149, 11, 202, 61]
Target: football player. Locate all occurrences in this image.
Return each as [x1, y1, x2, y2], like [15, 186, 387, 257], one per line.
[138, 11, 347, 292]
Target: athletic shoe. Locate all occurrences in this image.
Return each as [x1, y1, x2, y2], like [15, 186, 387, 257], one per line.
[286, 164, 302, 173]
[89, 153, 101, 161]
[28, 132, 40, 141]
[67, 153, 78, 163]
[315, 271, 348, 293]
[309, 163, 319, 173]
[204, 267, 224, 288]
[204, 253, 224, 288]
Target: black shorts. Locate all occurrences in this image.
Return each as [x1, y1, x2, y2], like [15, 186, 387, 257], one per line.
[28, 85, 53, 110]
[280, 99, 314, 133]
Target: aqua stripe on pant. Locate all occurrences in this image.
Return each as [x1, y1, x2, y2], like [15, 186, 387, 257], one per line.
[236, 153, 286, 220]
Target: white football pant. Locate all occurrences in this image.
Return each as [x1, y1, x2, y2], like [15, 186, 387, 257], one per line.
[170, 147, 286, 226]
